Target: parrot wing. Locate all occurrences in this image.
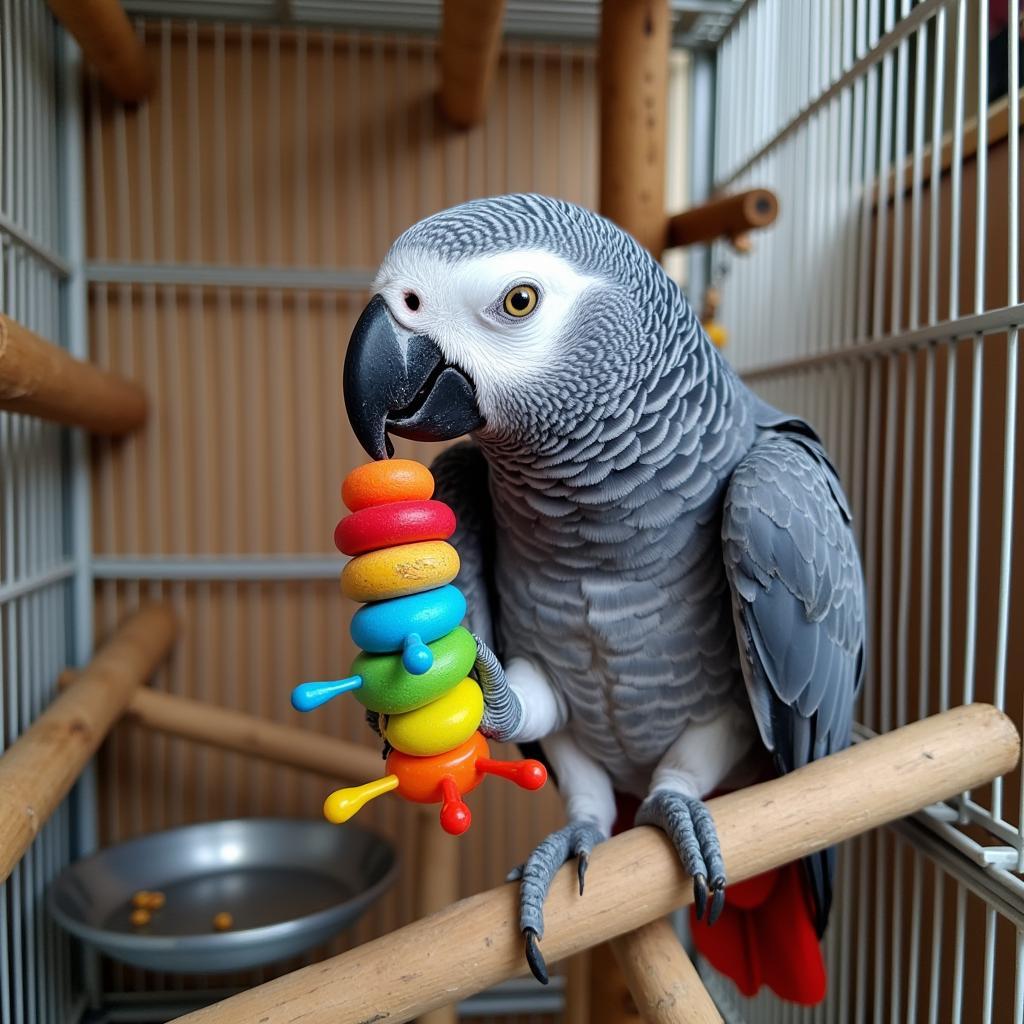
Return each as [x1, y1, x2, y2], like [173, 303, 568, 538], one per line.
[721, 426, 865, 934]
[430, 441, 500, 655]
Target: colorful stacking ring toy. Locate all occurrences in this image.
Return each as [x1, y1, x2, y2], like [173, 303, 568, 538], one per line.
[292, 458, 547, 835]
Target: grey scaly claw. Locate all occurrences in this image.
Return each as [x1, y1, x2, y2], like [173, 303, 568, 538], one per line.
[514, 820, 606, 984]
[636, 791, 726, 923]
[472, 635, 525, 742]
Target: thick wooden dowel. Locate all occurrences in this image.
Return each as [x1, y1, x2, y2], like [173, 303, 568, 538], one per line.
[665, 189, 779, 249]
[438, 0, 505, 127]
[0, 315, 147, 434]
[171, 705, 1019, 1024]
[0, 605, 176, 883]
[598, 0, 671, 253]
[415, 815, 461, 1024]
[611, 920, 722, 1024]
[46, 0, 153, 103]
[118, 686, 384, 784]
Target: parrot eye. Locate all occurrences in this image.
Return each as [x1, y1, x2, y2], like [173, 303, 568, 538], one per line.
[403, 291, 421, 311]
[502, 284, 539, 318]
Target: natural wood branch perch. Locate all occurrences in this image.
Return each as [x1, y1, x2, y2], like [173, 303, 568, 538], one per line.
[599, 0, 671, 253]
[665, 189, 779, 250]
[611, 919, 722, 1024]
[0, 315, 148, 434]
[171, 704, 1018, 1024]
[438, 0, 506, 127]
[46, 0, 153, 103]
[0, 605, 176, 882]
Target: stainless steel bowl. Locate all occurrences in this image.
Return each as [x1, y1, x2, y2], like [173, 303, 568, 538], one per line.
[48, 817, 396, 973]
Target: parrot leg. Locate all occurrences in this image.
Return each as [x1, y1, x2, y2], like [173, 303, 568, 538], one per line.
[473, 635, 526, 741]
[510, 730, 616, 985]
[473, 637, 569, 743]
[635, 791, 726, 923]
[511, 819, 607, 985]
[635, 705, 758, 926]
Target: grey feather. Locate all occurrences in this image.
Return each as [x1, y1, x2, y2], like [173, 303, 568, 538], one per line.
[722, 430, 865, 932]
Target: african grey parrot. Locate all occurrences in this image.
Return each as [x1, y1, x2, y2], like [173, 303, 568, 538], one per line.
[342, 193, 865, 992]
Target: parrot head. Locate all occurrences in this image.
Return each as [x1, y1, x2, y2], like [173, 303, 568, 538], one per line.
[344, 193, 691, 460]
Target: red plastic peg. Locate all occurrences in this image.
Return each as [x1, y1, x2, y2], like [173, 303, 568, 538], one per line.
[439, 776, 472, 835]
[476, 757, 548, 791]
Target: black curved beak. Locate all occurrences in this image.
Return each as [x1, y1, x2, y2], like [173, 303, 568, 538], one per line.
[343, 295, 484, 460]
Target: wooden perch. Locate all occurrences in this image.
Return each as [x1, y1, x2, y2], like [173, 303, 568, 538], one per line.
[0, 605, 176, 883]
[599, 0, 671, 254]
[611, 920, 722, 1024]
[171, 704, 1018, 1024]
[46, 0, 153, 103]
[0, 314, 147, 434]
[117, 686, 384, 784]
[438, 0, 506, 128]
[665, 189, 779, 250]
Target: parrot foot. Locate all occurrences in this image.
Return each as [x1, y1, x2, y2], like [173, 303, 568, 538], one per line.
[473, 635, 525, 742]
[636, 791, 726, 924]
[512, 820, 607, 985]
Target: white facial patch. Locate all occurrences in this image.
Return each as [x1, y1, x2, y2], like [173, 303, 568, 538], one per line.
[373, 248, 600, 424]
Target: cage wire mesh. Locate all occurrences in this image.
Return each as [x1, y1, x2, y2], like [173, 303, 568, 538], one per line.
[0, 1, 88, 1022]
[709, 0, 1024, 1019]
[2, 0, 1023, 1021]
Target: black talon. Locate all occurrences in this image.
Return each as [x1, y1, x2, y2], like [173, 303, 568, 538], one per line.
[693, 873, 708, 920]
[708, 884, 726, 925]
[577, 852, 589, 896]
[524, 928, 549, 985]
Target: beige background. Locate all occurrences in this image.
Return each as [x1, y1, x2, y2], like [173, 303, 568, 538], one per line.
[84, 20, 599, 999]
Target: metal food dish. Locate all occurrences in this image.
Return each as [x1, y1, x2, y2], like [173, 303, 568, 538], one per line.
[49, 817, 396, 974]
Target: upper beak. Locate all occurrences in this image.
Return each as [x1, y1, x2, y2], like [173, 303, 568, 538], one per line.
[343, 295, 485, 460]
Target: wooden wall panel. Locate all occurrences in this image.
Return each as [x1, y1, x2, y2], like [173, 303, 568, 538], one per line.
[84, 20, 596, 1000]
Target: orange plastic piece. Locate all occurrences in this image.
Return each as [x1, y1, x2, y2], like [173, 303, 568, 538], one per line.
[342, 459, 435, 512]
[387, 732, 489, 803]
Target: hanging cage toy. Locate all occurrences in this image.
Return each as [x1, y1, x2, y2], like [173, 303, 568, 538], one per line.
[292, 459, 547, 835]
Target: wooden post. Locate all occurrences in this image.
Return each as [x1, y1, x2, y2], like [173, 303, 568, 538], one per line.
[438, 0, 506, 128]
[0, 605, 176, 883]
[598, 0, 671, 254]
[611, 919, 723, 1024]
[415, 816, 461, 1024]
[0, 314, 148, 434]
[590, 941, 645, 1024]
[665, 189, 779, 249]
[563, 950, 592, 1024]
[170, 705, 1019, 1024]
[46, 0, 153, 103]
[595, 4, 672, 1010]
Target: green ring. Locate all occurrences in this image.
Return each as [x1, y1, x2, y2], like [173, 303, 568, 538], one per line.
[352, 627, 477, 714]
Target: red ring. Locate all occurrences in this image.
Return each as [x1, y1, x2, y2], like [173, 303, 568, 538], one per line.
[334, 499, 457, 556]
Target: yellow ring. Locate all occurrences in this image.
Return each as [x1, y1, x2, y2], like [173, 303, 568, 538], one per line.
[383, 677, 484, 756]
[341, 540, 460, 602]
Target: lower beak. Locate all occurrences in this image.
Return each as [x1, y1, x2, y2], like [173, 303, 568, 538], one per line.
[343, 295, 484, 460]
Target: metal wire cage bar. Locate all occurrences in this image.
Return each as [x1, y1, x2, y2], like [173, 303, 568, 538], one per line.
[711, 0, 1023, 1018]
[0, 1, 90, 1021]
